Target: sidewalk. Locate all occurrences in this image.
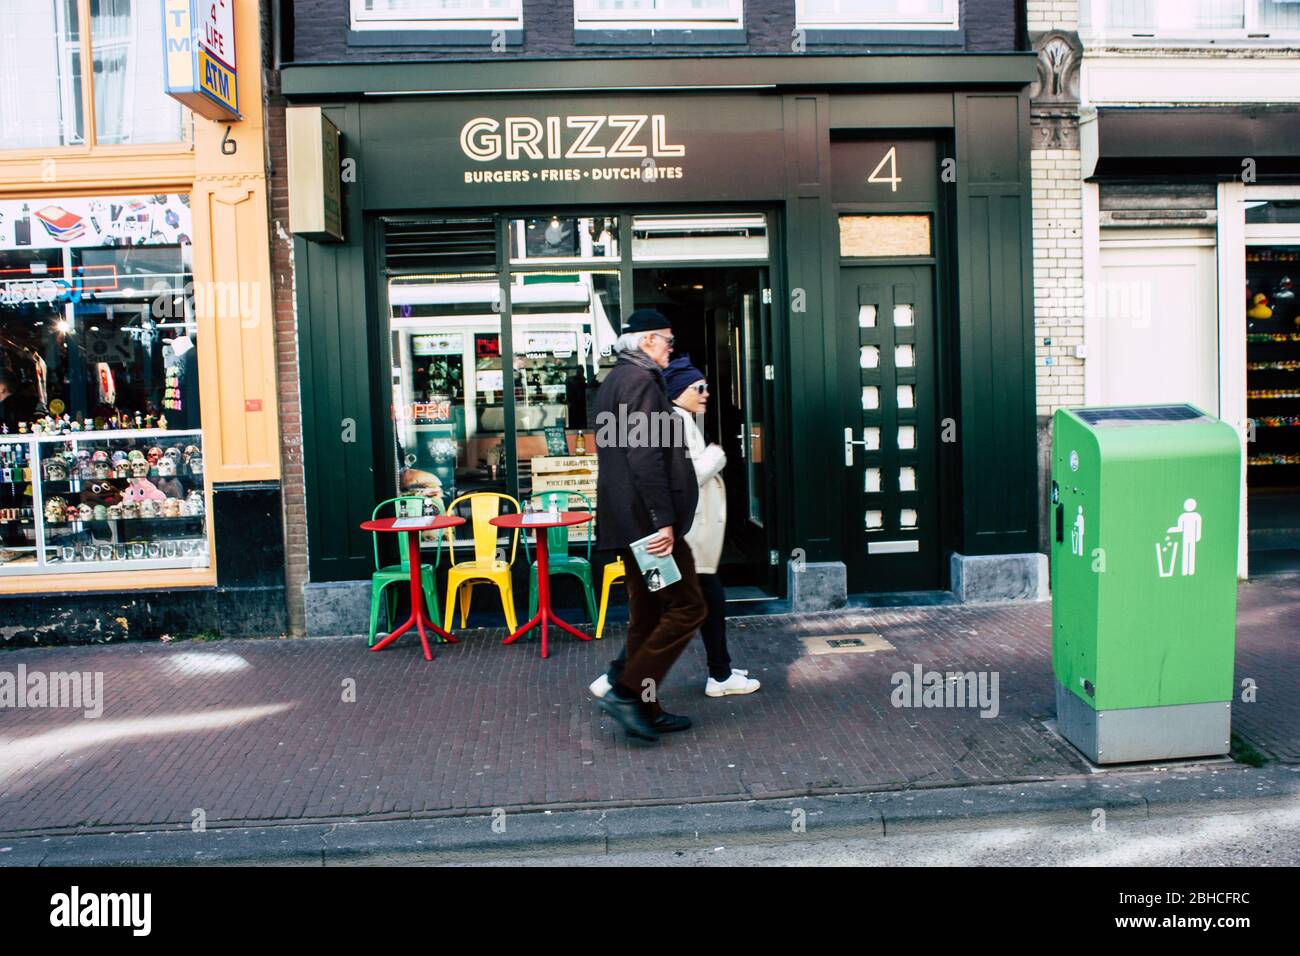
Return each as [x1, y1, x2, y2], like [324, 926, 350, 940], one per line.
[0, 576, 1296, 837]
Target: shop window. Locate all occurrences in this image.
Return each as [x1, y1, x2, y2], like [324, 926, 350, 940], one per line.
[508, 270, 619, 511]
[0, 194, 208, 577]
[0, 0, 183, 151]
[350, 0, 523, 30]
[509, 216, 619, 265]
[1079, 0, 1300, 40]
[575, 0, 743, 30]
[389, 271, 505, 523]
[632, 214, 768, 262]
[797, 0, 959, 31]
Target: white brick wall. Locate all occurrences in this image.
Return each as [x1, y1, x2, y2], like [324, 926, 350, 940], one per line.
[1027, 0, 1078, 32]
[1031, 147, 1085, 416]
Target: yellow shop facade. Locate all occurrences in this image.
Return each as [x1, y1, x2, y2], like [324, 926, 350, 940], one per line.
[0, 0, 285, 640]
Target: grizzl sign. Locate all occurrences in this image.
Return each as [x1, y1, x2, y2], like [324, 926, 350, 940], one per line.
[359, 94, 785, 207]
[460, 115, 686, 162]
[459, 114, 686, 185]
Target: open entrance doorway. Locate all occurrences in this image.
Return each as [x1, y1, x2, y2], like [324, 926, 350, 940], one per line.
[633, 266, 776, 599]
[1245, 200, 1300, 575]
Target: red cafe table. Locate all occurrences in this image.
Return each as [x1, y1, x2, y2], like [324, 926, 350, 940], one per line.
[491, 511, 594, 659]
[360, 513, 466, 661]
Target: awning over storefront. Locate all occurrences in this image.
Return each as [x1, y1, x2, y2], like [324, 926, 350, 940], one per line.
[1084, 106, 1300, 181]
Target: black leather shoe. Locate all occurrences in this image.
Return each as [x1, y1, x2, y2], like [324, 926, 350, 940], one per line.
[650, 712, 692, 734]
[597, 694, 660, 742]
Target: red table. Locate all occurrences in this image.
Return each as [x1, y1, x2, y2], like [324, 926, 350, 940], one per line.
[491, 511, 594, 659]
[360, 514, 466, 661]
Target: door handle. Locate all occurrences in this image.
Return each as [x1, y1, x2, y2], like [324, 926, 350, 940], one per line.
[735, 424, 746, 460]
[844, 427, 869, 466]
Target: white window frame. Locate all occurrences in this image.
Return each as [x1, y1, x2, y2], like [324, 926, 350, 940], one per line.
[795, 0, 959, 32]
[350, 0, 523, 32]
[574, 0, 744, 32]
[1079, 0, 1300, 44]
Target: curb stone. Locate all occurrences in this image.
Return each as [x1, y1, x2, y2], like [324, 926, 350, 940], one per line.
[0, 763, 1295, 866]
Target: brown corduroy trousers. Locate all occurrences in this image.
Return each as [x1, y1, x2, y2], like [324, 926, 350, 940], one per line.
[614, 538, 708, 715]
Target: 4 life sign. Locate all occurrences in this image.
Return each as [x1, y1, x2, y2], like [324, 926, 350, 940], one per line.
[162, 0, 240, 121]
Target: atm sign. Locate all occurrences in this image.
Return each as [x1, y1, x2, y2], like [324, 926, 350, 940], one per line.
[162, 0, 240, 121]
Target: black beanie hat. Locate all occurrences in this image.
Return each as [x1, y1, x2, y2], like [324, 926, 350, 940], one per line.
[624, 308, 672, 334]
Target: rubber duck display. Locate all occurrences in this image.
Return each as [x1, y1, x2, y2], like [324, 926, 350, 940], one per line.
[1248, 291, 1273, 320]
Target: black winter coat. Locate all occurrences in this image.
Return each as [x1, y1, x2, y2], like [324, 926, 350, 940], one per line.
[594, 354, 699, 551]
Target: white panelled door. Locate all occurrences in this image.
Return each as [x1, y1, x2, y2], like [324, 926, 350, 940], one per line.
[1096, 235, 1219, 414]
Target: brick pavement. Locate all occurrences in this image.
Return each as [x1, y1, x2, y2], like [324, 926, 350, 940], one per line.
[0, 578, 1296, 835]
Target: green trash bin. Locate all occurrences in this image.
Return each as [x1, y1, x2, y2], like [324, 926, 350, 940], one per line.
[1050, 404, 1241, 764]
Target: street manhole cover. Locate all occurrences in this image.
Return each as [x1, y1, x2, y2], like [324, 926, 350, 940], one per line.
[800, 633, 895, 655]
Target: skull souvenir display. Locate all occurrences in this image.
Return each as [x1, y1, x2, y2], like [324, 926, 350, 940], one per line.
[93, 450, 110, 464]
[162, 497, 182, 518]
[131, 458, 150, 477]
[44, 497, 67, 523]
[75, 450, 91, 476]
[111, 451, 128, 466]
[140, 499, 160, 518]
[93, 504, 108, 520]
[42, 458, 68, 482]
[147, 446, 163, 465]
[77, 504, 93, 521]
[164, 447, 182, 464]
[115, 463, 131, 479]
[157, 456, 176, 477]
[187, 453, 204, 476]
[186, 490, 205, 516]
[93, 462, 111, 479]
[120, 501, 139, 520]
[106, 504, 122, 519]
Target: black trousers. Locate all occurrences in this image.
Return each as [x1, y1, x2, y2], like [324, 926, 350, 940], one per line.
[609, 569, 730, 686]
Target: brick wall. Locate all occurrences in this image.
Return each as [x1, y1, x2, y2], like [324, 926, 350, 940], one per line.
[289, 0, 1019, 60]
[1028, 0, 1084, 415]
[1031, 147, 1085, 415]
[1026, 0, 1077, 33]
[265, 65, 309, 636]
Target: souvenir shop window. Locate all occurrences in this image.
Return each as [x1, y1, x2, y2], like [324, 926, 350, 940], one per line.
[0, 193, 206, 576]
[0, 0, 185, 151]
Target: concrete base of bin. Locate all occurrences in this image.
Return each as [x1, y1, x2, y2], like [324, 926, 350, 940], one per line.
[1055, 681, 1232, 764]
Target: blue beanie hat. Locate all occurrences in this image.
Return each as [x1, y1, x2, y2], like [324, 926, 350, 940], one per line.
[663, 355, 706, 400]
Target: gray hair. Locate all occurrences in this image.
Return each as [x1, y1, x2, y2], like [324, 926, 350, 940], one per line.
[615, 331, 649, 353]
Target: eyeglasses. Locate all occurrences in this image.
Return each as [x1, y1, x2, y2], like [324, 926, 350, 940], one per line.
[648, 332, 675, 348]
[690, 383, 709, 395]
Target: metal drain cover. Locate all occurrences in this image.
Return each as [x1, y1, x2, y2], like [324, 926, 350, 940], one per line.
[800, 633, 895, 655]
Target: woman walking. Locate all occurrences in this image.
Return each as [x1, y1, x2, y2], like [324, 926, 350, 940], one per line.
[591, 354, 760, 699]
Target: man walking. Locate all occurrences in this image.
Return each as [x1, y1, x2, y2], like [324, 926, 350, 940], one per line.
[592, 309, 707, 742]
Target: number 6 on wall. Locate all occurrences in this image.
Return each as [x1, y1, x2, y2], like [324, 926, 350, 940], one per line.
[867, 145, 901, 192]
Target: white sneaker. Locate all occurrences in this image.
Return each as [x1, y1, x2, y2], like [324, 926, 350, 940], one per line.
[589, 674, 612, 699]
[705, 669, 761, 697]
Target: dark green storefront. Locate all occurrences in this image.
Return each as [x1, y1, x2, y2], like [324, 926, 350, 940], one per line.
[281, 55, 1043, 625]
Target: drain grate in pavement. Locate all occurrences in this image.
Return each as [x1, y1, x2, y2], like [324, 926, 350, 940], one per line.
[800, 633, 895, 655]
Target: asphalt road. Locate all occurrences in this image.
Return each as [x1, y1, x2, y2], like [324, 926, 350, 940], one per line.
[463, 802, 1300, 866]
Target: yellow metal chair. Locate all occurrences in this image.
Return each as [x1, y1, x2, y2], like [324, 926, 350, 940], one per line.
[443, 492, 521, 633]
[595, 557, 627, 640]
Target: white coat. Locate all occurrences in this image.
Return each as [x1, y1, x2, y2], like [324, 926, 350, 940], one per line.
[673, 406, 727, 574]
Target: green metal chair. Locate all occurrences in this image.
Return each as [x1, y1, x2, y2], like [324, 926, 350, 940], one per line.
[368, 495, 444, 647]
[523, 490, 598, 624]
